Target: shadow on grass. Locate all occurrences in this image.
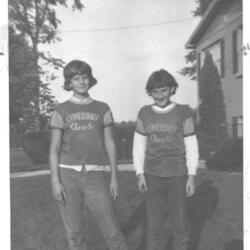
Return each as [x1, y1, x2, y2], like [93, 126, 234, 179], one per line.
[122, 202, 147, 250]
[224, 239, 243, 250]
[122, 179, 219, 250]
[187, 179, 219, 250]
[122, 202, 146, 237]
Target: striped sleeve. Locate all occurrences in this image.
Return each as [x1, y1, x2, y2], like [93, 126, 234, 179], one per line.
[182, 105, 195, 137]
[103, 109, 114, 127]
[50, 110, 64, 130]
[183, 117, 195, 137]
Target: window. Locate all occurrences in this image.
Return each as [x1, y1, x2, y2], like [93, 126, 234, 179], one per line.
[233, 26, 243, 76]
[232, 116, 243, 138]
[200, 39, 225, 77]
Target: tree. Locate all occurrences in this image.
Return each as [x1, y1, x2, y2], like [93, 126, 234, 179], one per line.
[179, 49, 197, 80]
[9, 0, 84, 130]
[192, 0, 211, 16]
[179, 0, 211, 80]
[9, 27, 39, 146]
[198, 52, 227, 143]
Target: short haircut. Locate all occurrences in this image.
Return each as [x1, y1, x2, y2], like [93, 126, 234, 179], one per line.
[63, 60, 97, 91]
[146, 69, 178, 95]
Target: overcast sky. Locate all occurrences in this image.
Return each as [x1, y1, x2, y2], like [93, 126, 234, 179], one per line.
[43, 0, 201, 121]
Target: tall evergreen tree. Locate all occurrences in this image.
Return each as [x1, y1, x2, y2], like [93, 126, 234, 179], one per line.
[199, 52, 227, 143]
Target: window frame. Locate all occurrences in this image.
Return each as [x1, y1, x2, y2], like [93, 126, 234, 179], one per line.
[199, 38, 225, 78]
[232, 25, 243, 77]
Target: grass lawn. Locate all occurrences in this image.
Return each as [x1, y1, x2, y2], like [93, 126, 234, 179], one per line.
[10, 169, 243, 250]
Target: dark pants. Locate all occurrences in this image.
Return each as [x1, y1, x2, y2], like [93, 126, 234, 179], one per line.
[145, 174, 188, 250]
[58, 168, 128, 250]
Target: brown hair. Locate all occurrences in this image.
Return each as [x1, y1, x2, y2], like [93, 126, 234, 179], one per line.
[146, 69, 178, 96]
[63, 60, 97, 91]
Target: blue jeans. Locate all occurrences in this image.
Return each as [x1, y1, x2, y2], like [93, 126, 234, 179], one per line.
[57, 168, 128, 250]
[145, 174, 189, 250]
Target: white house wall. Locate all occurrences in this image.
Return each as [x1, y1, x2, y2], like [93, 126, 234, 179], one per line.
[196, 0, 242, 136]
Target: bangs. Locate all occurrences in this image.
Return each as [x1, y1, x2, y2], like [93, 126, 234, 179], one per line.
[64, 60, 91, 80]
[63, 60, 97, 89]
[151, 80, 170, 89]
[146, 69, 178, 95]
[66, 67, 89, 80]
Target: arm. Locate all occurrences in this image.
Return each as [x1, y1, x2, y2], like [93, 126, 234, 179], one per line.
[49, 129, 67, 204]
[104, 126, 119, 199]
[133, 132, 147, 175]
[184, 134, 199, 197]
[133, 131, 148, 192]
[182, 110, 199, 197]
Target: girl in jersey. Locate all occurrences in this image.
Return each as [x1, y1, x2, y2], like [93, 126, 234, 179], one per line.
[133, 69, 199, 250]
[50, 60, 128, 250]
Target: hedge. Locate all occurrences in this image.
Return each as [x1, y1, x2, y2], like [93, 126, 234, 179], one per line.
[114, 121, 135, 161]
[206, 138, 243, 172]
[21, 130, 50, 164]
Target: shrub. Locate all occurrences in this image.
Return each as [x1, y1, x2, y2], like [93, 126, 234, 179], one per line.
[21, 130, 50, 164]
[197, 130, 223, 160]
[10, 124, 23, 148]
[114, 121, 135, 161]
[206, 138, 243, 172]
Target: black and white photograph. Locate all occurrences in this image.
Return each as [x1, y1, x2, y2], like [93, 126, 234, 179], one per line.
[0, 0, 247, 249]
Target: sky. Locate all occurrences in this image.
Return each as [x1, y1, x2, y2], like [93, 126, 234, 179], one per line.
[43, 0, 201, 121]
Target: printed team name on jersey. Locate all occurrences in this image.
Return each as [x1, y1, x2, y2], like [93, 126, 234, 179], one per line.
[150, 133, 171, 143]
[70, 122, 94, 131]
[66, 112, 100, 123]
[146, 123, 178, 144]
[145, 123, 178, 135]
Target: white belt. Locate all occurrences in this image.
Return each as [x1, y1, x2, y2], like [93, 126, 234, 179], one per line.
[59, 164, 106, 172]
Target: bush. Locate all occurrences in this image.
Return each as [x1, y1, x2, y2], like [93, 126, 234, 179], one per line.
[196, 128, 226, 161]
[21, 130, 50, 164]
[10, 125, 23, 148]
[114, 121, 135, 161]
[197, 134, 218, 160]
[206, 138, 243, 172]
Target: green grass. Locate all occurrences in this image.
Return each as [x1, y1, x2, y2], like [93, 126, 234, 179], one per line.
[10, 169, 243, 250]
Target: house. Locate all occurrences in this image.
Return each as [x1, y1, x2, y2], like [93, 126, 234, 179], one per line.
[186, 0, 242, 137]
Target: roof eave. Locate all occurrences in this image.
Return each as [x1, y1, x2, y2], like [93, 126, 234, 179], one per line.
[186, 0, 223, 49]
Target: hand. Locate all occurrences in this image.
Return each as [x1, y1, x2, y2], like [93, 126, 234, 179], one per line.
[110, 176, 119, 200]
[51, 180, 67, 204]
[137, 174, 148, 193]
[186, 175, 195, 197]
